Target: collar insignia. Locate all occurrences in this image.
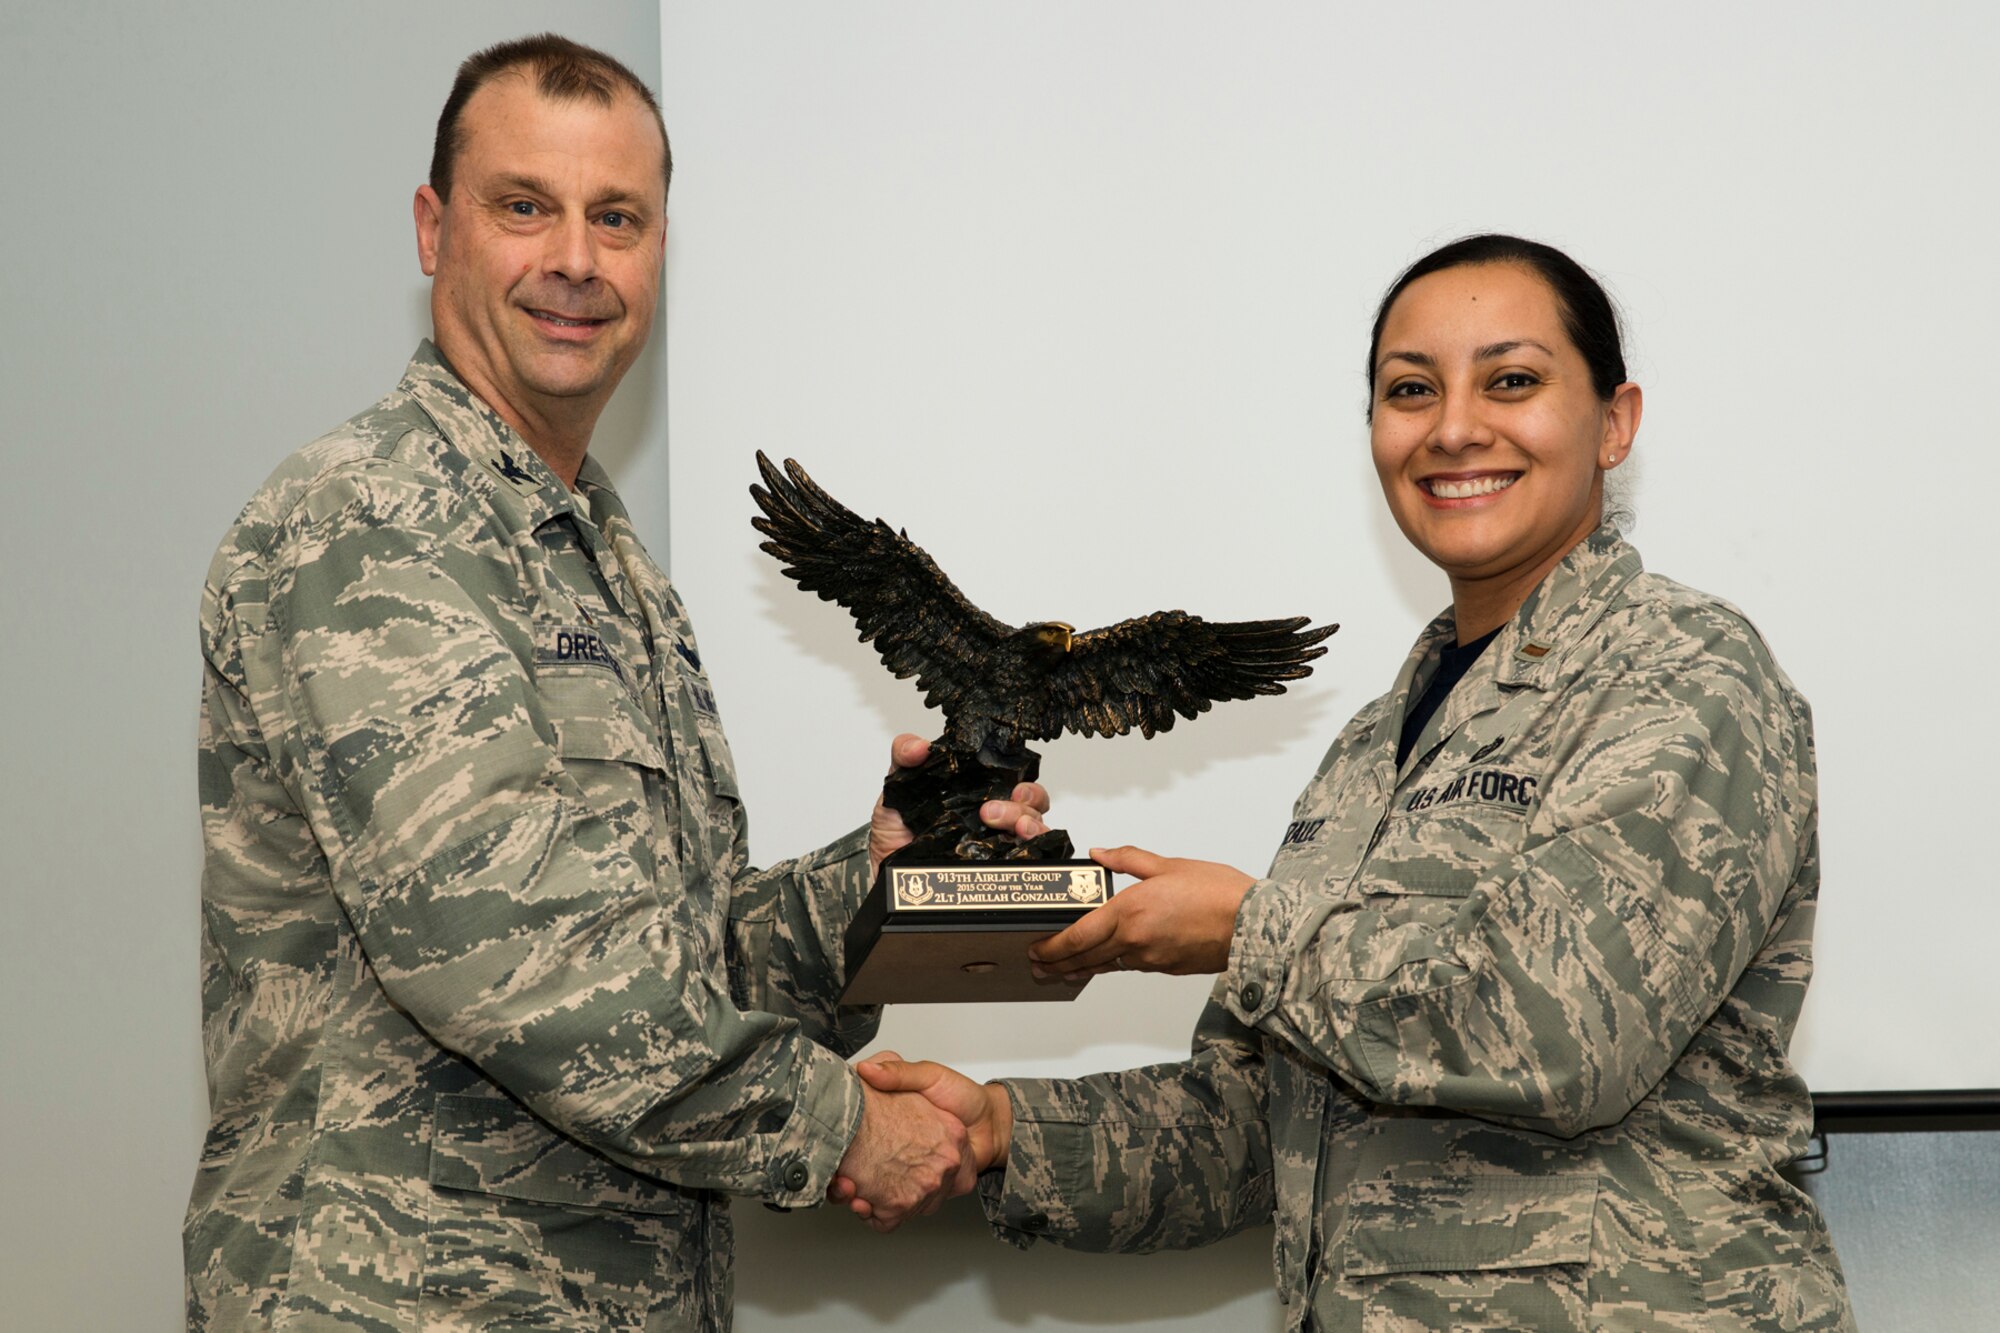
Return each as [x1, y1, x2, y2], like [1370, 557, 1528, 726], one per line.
[488, 450, 541, 494]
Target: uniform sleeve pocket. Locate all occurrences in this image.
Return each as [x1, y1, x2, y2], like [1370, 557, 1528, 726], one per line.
[429, 1092, 689, 1218]
[1340, 1174, 1596, 1276]
[539, 670, 666, 772]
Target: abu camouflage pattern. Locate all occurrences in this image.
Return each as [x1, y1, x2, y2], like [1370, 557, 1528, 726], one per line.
[188, 344, 878, 1330]
[982, 529, 1854, 1331]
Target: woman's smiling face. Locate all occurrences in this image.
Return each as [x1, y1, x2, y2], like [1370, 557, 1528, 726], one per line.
[1370, 261, 1641, 633]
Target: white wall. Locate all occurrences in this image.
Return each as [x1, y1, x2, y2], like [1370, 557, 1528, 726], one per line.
[0, 5, 663, 1329]
[657, 4, 2000, 1329]
[3, 4, 1994, 1330]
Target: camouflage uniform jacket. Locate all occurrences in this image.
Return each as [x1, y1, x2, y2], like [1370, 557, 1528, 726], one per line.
[983, 528, 1854, 1332]
[188, 344, 879, 1331]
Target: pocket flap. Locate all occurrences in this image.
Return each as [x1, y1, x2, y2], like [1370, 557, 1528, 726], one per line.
[429, 1093, 689, 1218]
[1356, 805, 1527, 899]
[697, 730, 741, 801]
[1341, 1174, 1596, 1276]
[539, 670, 666, 771]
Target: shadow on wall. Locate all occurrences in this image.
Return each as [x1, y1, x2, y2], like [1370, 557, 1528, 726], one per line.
[735, 1199, 1278, 1328]
[867, 975, 1220, 1075]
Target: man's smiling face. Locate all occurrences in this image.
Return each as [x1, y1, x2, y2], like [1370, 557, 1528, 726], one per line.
[415, 72, 667, 441]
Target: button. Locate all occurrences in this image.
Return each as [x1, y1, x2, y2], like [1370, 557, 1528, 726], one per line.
[780, 1159, 810, 1191]
[1022, 1211, 1049, 1232]
[1239, 982, 1265, 1010]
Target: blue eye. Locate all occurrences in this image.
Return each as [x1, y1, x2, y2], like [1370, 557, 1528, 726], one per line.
[509, 200, 537, 216]
[600, 211, 628, 229]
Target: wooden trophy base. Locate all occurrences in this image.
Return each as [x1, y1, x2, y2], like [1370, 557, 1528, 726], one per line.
[839, 859, 1113, 1004]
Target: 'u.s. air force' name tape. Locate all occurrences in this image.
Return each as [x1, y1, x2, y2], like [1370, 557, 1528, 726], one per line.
[1399, 767, 1538, 815]
[1280, 766, 1539, 847]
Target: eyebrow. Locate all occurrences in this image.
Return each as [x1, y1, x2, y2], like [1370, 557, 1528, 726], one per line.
[1473, 339, 1553, 361]
[1376, 340, 1554, 374]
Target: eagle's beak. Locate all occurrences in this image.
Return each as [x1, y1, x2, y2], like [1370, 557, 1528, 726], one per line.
[1054, 622, 1074, 653]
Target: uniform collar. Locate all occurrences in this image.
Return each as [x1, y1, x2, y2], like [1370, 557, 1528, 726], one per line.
[1489, 524, 1643, 690]
[398, 340, 586, 533]
[1389, 610, 1460, 716]
[1377, 525, 1642, 780]
[571, 453, 629, 531]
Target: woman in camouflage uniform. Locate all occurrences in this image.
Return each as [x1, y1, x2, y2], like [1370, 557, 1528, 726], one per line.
[847, 236, 1856, 1332]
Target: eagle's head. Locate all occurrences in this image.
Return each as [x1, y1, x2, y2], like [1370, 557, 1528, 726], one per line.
[1021, 621, 1075, 667]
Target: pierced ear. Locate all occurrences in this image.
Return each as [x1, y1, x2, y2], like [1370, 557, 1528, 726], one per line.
[413, 186, 445, 277]
[1601, 382, 1643, 467]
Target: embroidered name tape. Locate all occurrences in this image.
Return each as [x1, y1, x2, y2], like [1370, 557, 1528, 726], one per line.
[1400, 767, 1538, 815]
[535, 625, 625, 680]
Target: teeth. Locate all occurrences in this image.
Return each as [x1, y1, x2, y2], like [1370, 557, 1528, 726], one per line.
[536, 312, 595, 327]
[1428, 474, 1517, 499]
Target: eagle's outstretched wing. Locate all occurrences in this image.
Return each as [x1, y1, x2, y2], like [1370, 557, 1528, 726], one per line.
[750, 452, 1011, 717]
[1041, 612, 1337, 740]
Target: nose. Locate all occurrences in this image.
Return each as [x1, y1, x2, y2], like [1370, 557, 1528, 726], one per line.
[1429, 384, 1492, 455]
[543, 212, 599, 285]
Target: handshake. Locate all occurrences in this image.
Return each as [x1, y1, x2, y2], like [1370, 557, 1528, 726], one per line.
[827, 1053, 1013, 1232]
[831, 732, 1261, 1231]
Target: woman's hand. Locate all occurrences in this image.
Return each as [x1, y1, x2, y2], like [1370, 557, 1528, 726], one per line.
[1030, 845, 1254, 978]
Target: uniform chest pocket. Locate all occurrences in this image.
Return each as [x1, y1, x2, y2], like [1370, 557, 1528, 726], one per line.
[539, 670, 667, 874]
[541, 669, 666, 771]
[682, 724, 744, 889]
[1356, 803, 1529, 900]
[693, 723, 740, 802]
[1267, 812, 1343, 881]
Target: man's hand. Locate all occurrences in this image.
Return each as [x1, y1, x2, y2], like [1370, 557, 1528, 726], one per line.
[1029, 845, 1253, 978]
[868, 734, 1052, 877]
[833, 1069, 976, 1233]
[830, 1052, 1012, 1224]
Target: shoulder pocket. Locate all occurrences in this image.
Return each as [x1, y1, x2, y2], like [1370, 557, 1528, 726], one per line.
[1341, 1173, 1596, 1276]
[429, 1092, 690, 1218]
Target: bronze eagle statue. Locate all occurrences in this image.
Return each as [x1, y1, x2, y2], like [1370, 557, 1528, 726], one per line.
[751, 452, 1337, 762]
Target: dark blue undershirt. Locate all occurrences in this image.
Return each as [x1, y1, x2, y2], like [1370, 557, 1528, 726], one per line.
[1396, 628, 1500, 767]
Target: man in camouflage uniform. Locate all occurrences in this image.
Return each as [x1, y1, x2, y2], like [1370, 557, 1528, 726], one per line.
[186, 35, 1020, 1330]
[867, 527, 1855, 1331]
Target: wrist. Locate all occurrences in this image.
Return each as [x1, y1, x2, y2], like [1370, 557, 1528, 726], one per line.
[1218, 877, 1253, 969]
[839, 1078, 882, 1169]
[981, 1081, 1014, 1172]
